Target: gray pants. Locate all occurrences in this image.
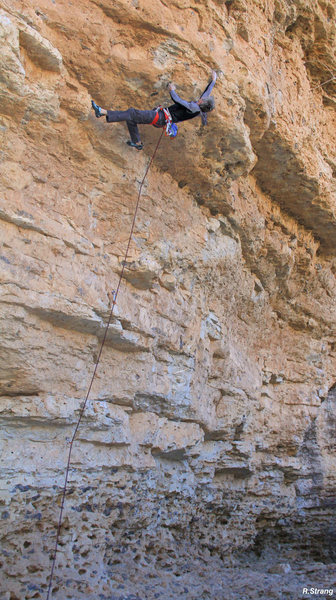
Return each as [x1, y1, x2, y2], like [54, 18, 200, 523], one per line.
[106, 108, 165, 144]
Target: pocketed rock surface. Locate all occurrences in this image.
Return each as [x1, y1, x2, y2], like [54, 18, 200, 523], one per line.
[0, 1, 336, 599]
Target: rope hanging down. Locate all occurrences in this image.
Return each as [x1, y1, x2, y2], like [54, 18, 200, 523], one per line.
[46, 129, 164, 600]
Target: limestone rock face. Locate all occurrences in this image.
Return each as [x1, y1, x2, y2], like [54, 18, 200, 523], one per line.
[0, 1, 335, 599]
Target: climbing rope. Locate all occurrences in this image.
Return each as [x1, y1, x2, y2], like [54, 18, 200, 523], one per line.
[46, 129, 164, 600]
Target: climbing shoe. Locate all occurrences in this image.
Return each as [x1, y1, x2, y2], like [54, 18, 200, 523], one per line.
[126, 140, 143, 151]
[91, 100, 102, 118]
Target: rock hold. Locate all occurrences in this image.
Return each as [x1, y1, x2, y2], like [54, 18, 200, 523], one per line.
[19, 22, 63, 73]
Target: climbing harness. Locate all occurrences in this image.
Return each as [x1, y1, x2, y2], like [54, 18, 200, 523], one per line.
[46, 129, 165, 600]
[151, 110, 160, 126]
[151, 107, 178, 138]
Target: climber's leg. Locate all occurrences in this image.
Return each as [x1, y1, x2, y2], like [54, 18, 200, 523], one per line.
[126, 140, 143, 151]
[91, 100, 107, 118]
[105, 108, 157, 126]
[126, 119, 142, 145]
[106, 108, 158, 146]
[91, 103, 160, 148]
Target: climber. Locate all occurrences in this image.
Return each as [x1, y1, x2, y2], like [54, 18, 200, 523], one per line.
[91, 70, 217, 150]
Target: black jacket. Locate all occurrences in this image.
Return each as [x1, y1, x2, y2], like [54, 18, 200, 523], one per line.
[168, 74, 217, 125]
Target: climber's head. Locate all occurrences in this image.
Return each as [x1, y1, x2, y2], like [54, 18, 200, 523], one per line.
[198, 96, 215, 112]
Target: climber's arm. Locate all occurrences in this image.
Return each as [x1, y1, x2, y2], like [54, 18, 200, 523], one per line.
[199, 70, 217, 100]
[168, 84, 200, 113]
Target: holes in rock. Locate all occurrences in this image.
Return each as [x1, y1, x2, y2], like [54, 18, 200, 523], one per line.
[28, 565, 40, 574]
[78, 568, 86, 575]
[108, 558, 121, 565]
[225, 0, 235, 11]
[24, 541, 31, 548]
[195, 195, 205, 206]
[285, 16, 311, 36]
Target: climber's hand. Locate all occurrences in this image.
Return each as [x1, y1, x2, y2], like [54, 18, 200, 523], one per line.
[168, 83, 176, 91]
[211, 70, 217, 81]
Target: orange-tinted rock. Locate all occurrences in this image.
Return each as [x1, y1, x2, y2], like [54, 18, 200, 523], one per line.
[0, 1, 335, 599]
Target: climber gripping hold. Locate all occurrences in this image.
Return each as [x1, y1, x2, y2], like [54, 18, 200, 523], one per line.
[91, 69, 217, 150]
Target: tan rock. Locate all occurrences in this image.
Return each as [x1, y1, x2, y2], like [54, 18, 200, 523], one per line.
[0, 10, 25, 94]
[0, 0, 336, 598]
[159, 272, 176, 291]
[19, 22, 63, 72]
[0, 160, 33, 190]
